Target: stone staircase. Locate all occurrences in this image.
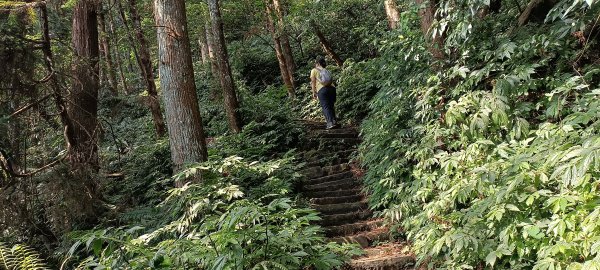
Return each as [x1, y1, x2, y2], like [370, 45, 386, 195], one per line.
[299, 121, 415, 270]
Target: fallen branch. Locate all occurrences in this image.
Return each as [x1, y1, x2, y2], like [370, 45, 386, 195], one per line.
[0, 148, 66, 179]
[9, 94, 52, 119]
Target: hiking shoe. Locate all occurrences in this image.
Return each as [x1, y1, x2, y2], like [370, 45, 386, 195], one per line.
[326, 124, 334, 130]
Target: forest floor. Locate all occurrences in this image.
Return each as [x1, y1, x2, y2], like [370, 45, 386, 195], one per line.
[299, 121, 416, 270]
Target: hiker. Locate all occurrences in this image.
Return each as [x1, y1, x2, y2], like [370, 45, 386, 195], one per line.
[311, 57, 338, 129]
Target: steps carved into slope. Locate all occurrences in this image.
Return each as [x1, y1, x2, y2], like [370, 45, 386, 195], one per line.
[300, 121, 414, 270]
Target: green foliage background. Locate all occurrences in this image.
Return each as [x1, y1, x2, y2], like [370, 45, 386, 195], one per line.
[352, 0, 600, 268]
[3, 0, 600, 269]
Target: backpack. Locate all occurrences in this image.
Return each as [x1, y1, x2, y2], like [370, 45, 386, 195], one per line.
[317, 68, 333, 86]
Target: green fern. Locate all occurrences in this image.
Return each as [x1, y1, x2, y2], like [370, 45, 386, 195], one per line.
[0, 242, 49, 270]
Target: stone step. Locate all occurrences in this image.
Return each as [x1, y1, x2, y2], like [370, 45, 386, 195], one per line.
[310, 194, 365, 205]
[311, 129, 359, 139]
[329, 228, 389, 248]
[304, 178, 361, 192]
[346, 244, 415, 270]
[306, 157, 352, 168]
[319, 209, 372, 227]
[304, 148, 355, 162]
[313, 201, 368, 215]
[299, 120, 353, 130]
[301, 163, 352, 179]
[308, 138, 362, 149]
[325, 219, 383, 237]
[304, 188, 363, 199]
[304, 171, 354, 185]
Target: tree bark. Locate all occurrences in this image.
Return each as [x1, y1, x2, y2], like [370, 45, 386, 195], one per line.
[310, 20, 344, 67]
[204, 21, 221, 101]
[272, 0, 295, 86]
[117, 0, 143, 95]
[385, 0, 401, 30]
[107, 11, 130, 94]
[98, 10, 119, 95]
[208, 0, 243, 133]
[416, 0, 445, 59]
[518, 0, 556, 26]
[154, 0, 209, 182]
[70, 0, 100, 169]
[40, 4, 77, 151]
[128, 0, 167, 137]
[198, 27, 209, 64]
[265, 2, 295, 98]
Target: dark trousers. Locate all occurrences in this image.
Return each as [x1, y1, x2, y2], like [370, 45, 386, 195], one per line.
[317, 86, 337, 126]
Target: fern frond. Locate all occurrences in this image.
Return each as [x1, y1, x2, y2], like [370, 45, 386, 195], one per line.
[0, 242, 49, 270]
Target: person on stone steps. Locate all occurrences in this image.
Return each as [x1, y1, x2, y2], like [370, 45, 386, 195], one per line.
[311, 57, 339, 129]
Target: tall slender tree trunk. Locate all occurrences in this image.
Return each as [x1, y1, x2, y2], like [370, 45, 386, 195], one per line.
[384, 0, 401, 30]
[204, 21, 219, 76]
[107, 12, 130, 93]
[272, 0, 295, 87]
[98, 10, 119, 95]
[154, 0, 208, 183]
[208, 0, 243, 133]
[205, 21, 221, 100]
[310, 20, 344, 67]
[117, 0, 142, 76]
[416, 0, 444, 59]
[128, 0, 167, 137]
[198, 27, 209, 64]
[265, 2, 295, 98]
[7, 88, 22, 171]
[40, 4, 77, 150]
[70, 0, 100, 169]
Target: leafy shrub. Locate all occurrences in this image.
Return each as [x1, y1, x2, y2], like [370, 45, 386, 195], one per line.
[216, 85, 304, 159]
[105, 139, 172, 206]
[359, 0, 600, 269]
[336, 60, 383, 124]
[65, 157, 358, 269]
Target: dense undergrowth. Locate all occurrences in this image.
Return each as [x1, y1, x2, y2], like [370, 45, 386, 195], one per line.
[350, 0, 600, 269]
[63, 157, 357, 269]
[52, 81, 357, 269]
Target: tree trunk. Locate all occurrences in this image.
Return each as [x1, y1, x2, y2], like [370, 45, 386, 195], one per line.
[198, 27, 209, 64]
[265, 2, 295, 98]
[310, 20, 344, 67]
[518, 0, 556, 26]
[70, 0, 100, 169]
[208, 0, 243, 133]
[272, 0, 295, 87]
[385, 0, 401, 30]
[117, 0, 142, 85]
[416, 0, 445, 59]
[154, 0, 209, 183]
[7, 88, 23, 171]
[40, 4, 77, 150]
[128, 0, 167, 137]
[107, 11, 130, 93]
[98, 10, 118, 95]
[205, 21, 222, 100]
